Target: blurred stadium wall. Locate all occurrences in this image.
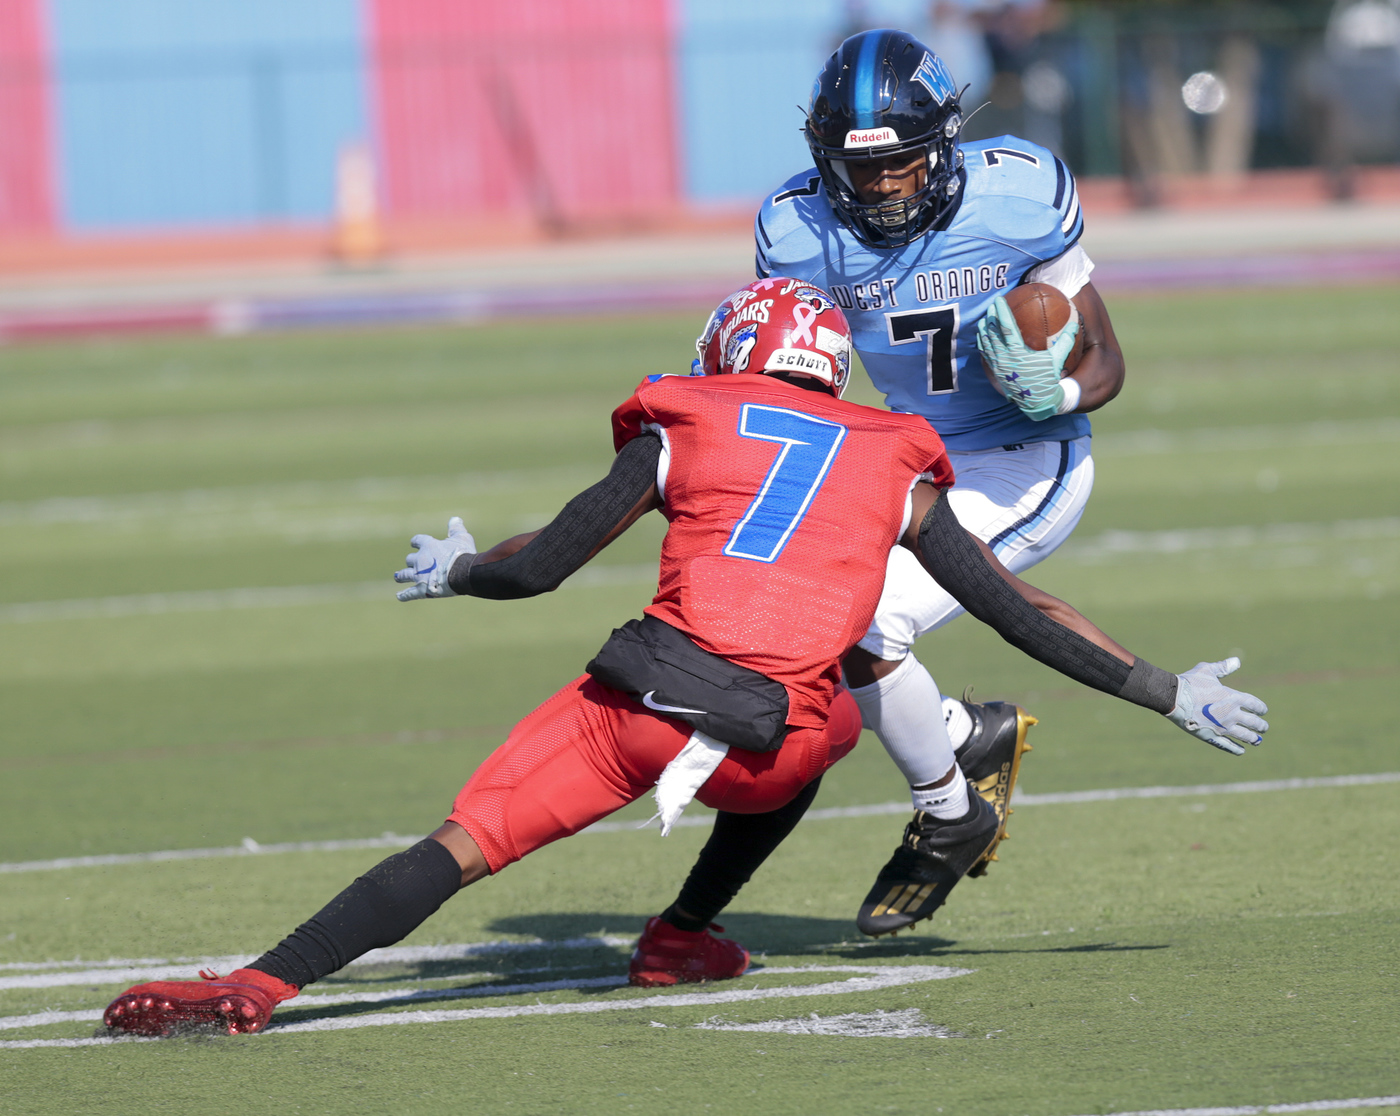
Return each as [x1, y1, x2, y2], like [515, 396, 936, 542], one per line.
[0, 0, 1397, 249]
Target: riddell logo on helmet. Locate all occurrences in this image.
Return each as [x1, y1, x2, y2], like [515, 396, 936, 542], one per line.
[844, 127, 899, 148]
[764, 348, 834, 382]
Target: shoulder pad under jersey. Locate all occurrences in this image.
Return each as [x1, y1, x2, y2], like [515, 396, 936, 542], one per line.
[754, 168, 837, 280]
[956, 136, 1083, 262]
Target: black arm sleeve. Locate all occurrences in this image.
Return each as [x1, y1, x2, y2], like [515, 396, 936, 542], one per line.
[916, 496, 1177, 713]
[448, 433, 662, 600]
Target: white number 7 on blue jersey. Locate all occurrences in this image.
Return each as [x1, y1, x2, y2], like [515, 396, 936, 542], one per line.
[723, 404, 848, 563]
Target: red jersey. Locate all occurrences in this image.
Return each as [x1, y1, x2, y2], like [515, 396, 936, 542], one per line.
[611, 374, 953, 728]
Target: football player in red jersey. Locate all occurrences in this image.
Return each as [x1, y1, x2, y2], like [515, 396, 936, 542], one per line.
[103, 280, 1266, 1035]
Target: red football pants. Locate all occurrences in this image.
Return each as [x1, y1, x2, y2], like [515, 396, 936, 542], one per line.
[449, 675, 861, 873]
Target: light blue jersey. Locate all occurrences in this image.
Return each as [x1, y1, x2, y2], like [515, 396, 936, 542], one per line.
[754, 136, 1089, 452]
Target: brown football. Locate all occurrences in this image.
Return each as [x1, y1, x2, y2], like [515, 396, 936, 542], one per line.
[1002, 282, 1085, 374]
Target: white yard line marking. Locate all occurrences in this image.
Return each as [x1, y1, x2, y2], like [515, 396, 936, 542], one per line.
[284, 975, 628, 1009]
[0, 1009, 102, 1030]
[0, 962, 932, 1031]
[1012, 772, 1400, 806]
[0, 936, 633, 974]
[5, 517, 1390, 626]
[0, 583, 390, 623]
[1, 976, 636, 1030]
[4, 772, 1397, 878]
[1062, 518, 1400, 563]
[0, 834, 427, 875]
[1093, 418, 1400, 457]
[0, 956, 175, 972]
[0, 936, 635, 991]
[265, 964, 970, 1036]
[694, 1007, 961, 1038]
[0, 966, 250, 992]
[4, 964, 872, 1031]
[0, 564, 655, 625]
[615, 771, 1400, 824]
[1, 418, 1392, 531]
[1062, 1097, 1400, 1116]
[0, 964, 970, 1047]
[0, 1035, 159, 1050]
[0, 469, 580, 528]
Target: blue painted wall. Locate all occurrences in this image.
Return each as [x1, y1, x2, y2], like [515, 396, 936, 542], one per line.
[675, 0, 933, 205]
[43, 0, 948, 230]
[49, 0, 367, 229]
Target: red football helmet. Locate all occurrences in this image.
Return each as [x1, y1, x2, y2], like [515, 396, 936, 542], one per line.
[694, 278, 853, 397]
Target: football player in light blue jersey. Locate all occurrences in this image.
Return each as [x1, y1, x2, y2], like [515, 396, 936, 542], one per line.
[757, 29, 1129, 935]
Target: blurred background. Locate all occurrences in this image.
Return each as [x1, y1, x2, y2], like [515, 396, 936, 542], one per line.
[0, 0, 1397, 1031]
[1, 1, 1397, 1089]
[0, 0, 1398, 333]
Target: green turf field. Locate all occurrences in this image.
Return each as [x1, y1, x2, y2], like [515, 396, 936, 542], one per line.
[1, 285, 1397, 1115]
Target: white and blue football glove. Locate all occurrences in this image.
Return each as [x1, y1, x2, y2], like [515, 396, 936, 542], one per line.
[976, 295, 1079, 422]
[1167, 658, 1270, 756]
[394, 516, 476, 601]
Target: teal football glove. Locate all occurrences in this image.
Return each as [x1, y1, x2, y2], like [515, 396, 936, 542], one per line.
[975, 295, 1080, 422]
[394, 516, 476, 601]
[1167, 657, 1270, 755]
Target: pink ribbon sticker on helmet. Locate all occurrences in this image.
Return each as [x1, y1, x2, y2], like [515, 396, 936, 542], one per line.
[790, 301, 819, 345]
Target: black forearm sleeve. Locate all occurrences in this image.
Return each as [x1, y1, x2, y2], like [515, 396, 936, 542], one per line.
[449, 433, 662, 599]
[916, 496, 1177, 713]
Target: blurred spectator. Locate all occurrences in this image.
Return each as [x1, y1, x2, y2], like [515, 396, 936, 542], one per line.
[1313, 0, 1400, 198]
[1117, 29, 1195, 205]
[1021, 56, 1073, 151]
[931, 1, 1069, 151]
[927, 1, 995, 110]
[1117, 11, 1266, 206]
[1202, 33, 1262, 182]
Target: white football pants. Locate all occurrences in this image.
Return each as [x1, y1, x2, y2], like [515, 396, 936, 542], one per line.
[853, 437, 1095, 787]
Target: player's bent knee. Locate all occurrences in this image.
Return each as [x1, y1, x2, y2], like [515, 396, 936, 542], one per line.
[843, 646, 905, 688]
[428, 822, 492, 887]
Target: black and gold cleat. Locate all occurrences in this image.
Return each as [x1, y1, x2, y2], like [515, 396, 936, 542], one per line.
[855, 791, 1000, 937]
[955, 692, 1037, 878]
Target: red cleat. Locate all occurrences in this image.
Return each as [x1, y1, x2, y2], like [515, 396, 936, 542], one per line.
[628, 916, 750, 988]
[103, 968, 298, 1037]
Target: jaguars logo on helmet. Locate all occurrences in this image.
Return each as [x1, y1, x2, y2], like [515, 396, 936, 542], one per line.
[804, 29, 965, 249]
[831, 339, 851, 387]
[795, 288, 836, 313]
[726, 323, 760, 373]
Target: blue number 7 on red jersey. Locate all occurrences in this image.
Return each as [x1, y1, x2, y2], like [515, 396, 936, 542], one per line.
[723, 404, 848, 563]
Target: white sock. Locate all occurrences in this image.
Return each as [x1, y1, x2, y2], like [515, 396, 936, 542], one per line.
[943, 696, 974, 752]
[911, 774, 970, 820]
[847, 654, 958, 787]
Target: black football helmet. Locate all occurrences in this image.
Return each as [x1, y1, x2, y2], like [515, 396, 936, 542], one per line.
[804, 29, 964, 249]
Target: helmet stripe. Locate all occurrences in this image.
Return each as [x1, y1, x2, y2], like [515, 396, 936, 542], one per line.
[851, 30, 888, 131]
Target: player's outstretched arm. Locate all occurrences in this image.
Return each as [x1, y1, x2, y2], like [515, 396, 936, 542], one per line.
[900, 485, 1268, 754]
[394, 433, 663, 602]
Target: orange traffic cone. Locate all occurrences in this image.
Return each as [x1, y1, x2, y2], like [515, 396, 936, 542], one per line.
[333, 142, 384, 266]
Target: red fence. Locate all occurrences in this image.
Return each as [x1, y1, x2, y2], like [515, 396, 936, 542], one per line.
[369, 0, 679, 227]
[0, 0, 54, 233]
